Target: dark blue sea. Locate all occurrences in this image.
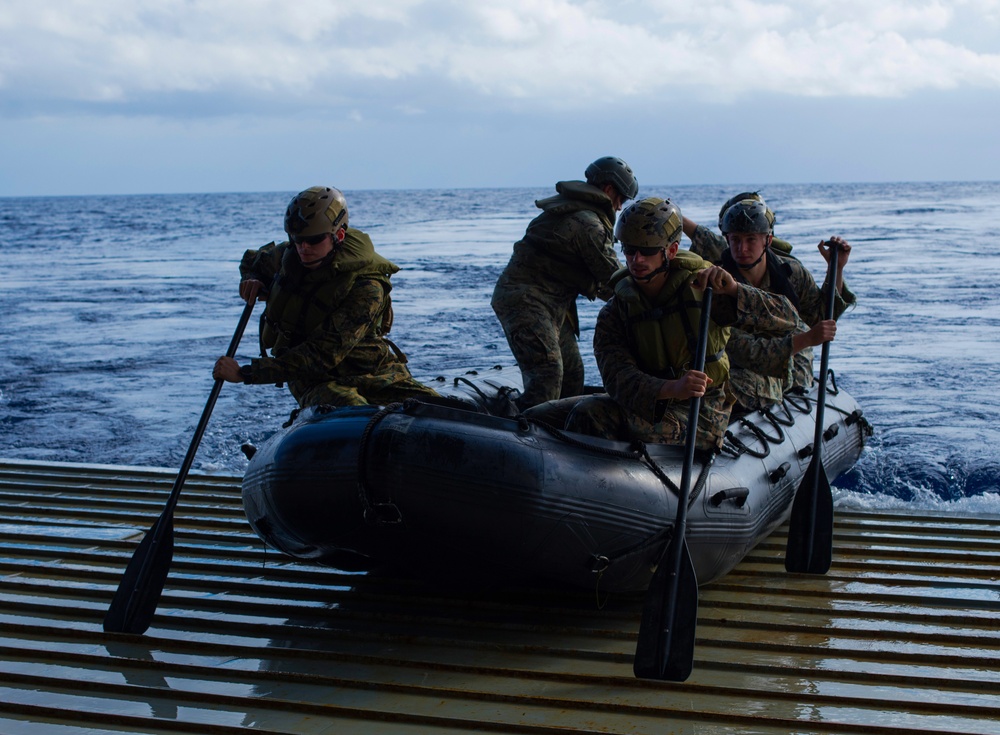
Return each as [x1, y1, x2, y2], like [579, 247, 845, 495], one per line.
[2, 181, 999, 513]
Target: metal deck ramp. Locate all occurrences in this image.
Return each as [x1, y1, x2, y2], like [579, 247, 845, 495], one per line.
[0, 458, 998, 734]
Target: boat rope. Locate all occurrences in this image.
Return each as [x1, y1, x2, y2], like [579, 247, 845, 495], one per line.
[752, 411, 787, 444]
[586, 452, 716, 575]
[357, 401, 406, 526]
[722, 421, 771, 459]
[525, 416, 649, 462]
[523, 414, 732, 578]
[720, 368, 855, 458]
[453, 376, 521, 416]
[524, 414, 697, 501]
[763, 401, 796, 427]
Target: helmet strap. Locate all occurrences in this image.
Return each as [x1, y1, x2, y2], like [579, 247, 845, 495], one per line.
[741, 247, 768, 271]
[634, 260, 670, 282]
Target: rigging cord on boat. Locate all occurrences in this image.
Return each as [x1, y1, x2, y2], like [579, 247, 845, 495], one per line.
[518, 415, 727, 582]
[585, 452, 717, 578]
[356, 402, 406, 526]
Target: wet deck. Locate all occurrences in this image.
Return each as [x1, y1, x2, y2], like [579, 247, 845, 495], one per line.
[1, 457, 998, 734]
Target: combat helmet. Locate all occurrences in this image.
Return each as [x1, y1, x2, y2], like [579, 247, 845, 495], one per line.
[614, 197, 683, 249]
[718, 191, 775, 233]
[720, 198, 772, 235]
[284, 186, 349, 238]
[585, 156, 639, 201]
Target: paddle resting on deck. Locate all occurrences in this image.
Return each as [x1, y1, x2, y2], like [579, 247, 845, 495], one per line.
[633, 286, 712, 681]
[785, 242, 840, 574]
[103, 296, 256, 634]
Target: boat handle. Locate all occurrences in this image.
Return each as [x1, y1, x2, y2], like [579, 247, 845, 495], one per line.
[710, 487, 750, 508]
[769, 462, 792, 483]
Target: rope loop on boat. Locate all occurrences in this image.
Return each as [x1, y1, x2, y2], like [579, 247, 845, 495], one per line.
[357, 402, 405, 526]
[749, 411, 786, 444]
[764, 400, 796, 427]
[783, 388, 813, 415]
[722, 421, 772, 459]
[826, 368, 840, 395]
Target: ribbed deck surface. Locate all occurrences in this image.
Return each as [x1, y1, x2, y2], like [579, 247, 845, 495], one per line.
[0, 457, 997, 735]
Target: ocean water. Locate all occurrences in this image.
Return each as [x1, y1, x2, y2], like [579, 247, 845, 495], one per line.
[1, 181, 999, 515]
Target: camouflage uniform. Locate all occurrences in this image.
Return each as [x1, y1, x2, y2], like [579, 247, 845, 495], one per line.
[491, 181, 621, 408]
[567, 265, 800, 451]
[239, 230, 438, 408]
[688, 224, 856, 410]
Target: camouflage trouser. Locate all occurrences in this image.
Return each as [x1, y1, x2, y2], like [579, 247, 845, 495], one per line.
[493, 302, 584, 409]
[521, 394, 592, 429]
[565, 390, 733, 451]
[729, 367, 783, 413]
[792, 348, 815, 391]
[290, 370, 439, 408]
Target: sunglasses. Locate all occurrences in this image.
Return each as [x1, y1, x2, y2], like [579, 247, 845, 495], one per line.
[621, 244, 663, 257]
[292, 233, 329, 246]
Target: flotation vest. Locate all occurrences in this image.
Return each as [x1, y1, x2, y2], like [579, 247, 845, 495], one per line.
[260, 228, 399, 354]
[611, 251, 730, 388]
[513, 181, 617, 296]
[532, 180, 616, 231]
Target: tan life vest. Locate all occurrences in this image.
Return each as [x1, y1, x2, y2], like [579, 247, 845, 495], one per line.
[612, 251, 730, 388]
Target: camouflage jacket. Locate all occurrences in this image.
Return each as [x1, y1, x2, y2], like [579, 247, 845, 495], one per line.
[238, 230, 407, 391]
[688, 225, 855, 325]
[688, 224, 856, 402]
[492, 180, 621, 312]
[595, 271, 799, 442]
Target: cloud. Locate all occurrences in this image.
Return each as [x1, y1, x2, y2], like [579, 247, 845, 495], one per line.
[1, 0, 998, 126]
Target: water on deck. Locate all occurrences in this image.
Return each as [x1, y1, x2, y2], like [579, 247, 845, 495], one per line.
[0, 458, 998, 734]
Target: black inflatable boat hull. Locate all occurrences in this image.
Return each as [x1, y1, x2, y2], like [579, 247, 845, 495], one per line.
[242, 367, 869, 592]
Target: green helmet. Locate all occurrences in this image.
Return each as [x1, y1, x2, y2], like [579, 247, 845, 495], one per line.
[585, 156, 639, 200]
[720, 198, 772, 235]
[284, 186, 349, 238]
[614, 197, 683, 249]
[717, 191, 775, 233]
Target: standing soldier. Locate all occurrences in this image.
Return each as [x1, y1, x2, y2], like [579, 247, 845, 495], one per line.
[213, 186, 439, 408]
[491, 156, 638, 410]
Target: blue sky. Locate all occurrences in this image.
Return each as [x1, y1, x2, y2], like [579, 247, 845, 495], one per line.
[2, 0, 998, 196]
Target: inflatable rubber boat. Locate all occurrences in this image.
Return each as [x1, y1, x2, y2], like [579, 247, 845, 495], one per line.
[241, 366, 871, 592]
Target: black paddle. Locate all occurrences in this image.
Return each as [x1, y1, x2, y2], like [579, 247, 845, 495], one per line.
[103, 296, 257, 634]
[633, 285, 712, 682]
[785, 242, 840, 574]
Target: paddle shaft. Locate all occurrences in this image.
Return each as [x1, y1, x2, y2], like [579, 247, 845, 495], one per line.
[658, 286, 712, 651]
[809, 245, 839, 485]
[634, 286, 712, 681]
[785, 242, 840, 574]
[104, 296, 256, 633]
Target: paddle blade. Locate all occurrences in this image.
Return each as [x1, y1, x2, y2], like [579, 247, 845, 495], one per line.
[633, 539, 699, 681]
[785, 454, 834, 574]
[103, 516, 175, 634]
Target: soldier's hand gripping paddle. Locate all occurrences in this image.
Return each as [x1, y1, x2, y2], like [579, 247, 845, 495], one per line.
[785, 242, 840, 574]
[633, 286, 712, 681]
[103, 296, 256, 635]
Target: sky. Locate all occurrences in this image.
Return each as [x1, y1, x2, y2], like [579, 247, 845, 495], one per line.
[1, 0, 999, 196]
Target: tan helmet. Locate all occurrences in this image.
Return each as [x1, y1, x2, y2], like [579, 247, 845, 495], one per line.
[717, 191, 775, 233]
[284, 186, 349, 238]
[614, 197, 683, 249]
